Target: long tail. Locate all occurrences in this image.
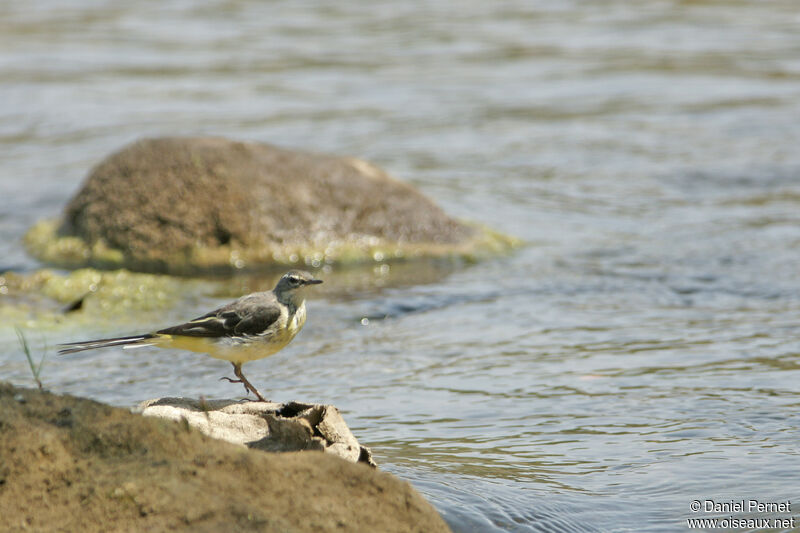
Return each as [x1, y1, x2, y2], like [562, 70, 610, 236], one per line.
[57, 334, 158, 355]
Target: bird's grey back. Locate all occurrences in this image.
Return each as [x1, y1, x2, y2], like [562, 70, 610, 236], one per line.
[157, 291, 283, 338]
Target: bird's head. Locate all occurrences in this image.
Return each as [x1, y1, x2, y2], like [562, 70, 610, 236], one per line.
[274, 270, 323, 303]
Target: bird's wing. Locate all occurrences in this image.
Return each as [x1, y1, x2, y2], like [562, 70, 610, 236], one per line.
[157, 294, 282, 338]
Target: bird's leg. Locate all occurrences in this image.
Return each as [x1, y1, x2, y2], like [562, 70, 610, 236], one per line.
[221, 362, 267, 402]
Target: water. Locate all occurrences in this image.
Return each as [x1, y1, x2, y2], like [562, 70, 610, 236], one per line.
[2, 1, 800, 531]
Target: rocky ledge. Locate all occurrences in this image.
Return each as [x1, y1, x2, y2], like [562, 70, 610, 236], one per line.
[0, 383, 451, 532]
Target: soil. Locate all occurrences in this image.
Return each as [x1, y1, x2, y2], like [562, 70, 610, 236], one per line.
[0, 383, 451, 533]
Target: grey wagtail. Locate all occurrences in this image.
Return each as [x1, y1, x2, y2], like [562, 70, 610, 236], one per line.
[58, 270, 322, 401]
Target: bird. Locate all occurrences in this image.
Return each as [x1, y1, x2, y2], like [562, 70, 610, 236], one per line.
[58, 269, 323, 402]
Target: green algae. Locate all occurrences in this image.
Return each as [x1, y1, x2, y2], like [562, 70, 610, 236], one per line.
[13, 218, 520, 330]
[0, 268, 198, 332]
[25, 218, 520, 276]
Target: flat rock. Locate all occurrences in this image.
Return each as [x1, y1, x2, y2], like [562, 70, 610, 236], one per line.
[136, 397, 376, 467]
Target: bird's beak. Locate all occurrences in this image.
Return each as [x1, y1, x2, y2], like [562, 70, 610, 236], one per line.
[306, 279, 323, 285]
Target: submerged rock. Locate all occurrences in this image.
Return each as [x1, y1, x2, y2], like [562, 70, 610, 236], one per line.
[0, 261, 462, 330]
[25, 137, 516, 274]
[0, 268, 197, 331]
[136, 397, 376, 467]
[0, 383, 451, 532]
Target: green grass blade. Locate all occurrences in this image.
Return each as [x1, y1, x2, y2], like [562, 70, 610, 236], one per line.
[15, 326, 45, 389]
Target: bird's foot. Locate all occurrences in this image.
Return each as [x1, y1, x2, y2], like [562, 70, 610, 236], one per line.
[219, 375, 250, 396]
[222, 365, 269, 402]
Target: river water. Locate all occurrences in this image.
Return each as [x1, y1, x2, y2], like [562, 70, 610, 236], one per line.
[2, 2, 800, 531]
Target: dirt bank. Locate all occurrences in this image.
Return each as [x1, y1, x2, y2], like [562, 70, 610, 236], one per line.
[0, 383, 450, 532]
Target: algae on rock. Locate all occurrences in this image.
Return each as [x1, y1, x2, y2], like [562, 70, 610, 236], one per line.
[0, 268, 193, 330]
[25, 137, 518, 274]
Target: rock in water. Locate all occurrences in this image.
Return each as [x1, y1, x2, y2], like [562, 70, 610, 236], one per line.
[25, 137, 516, 274]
